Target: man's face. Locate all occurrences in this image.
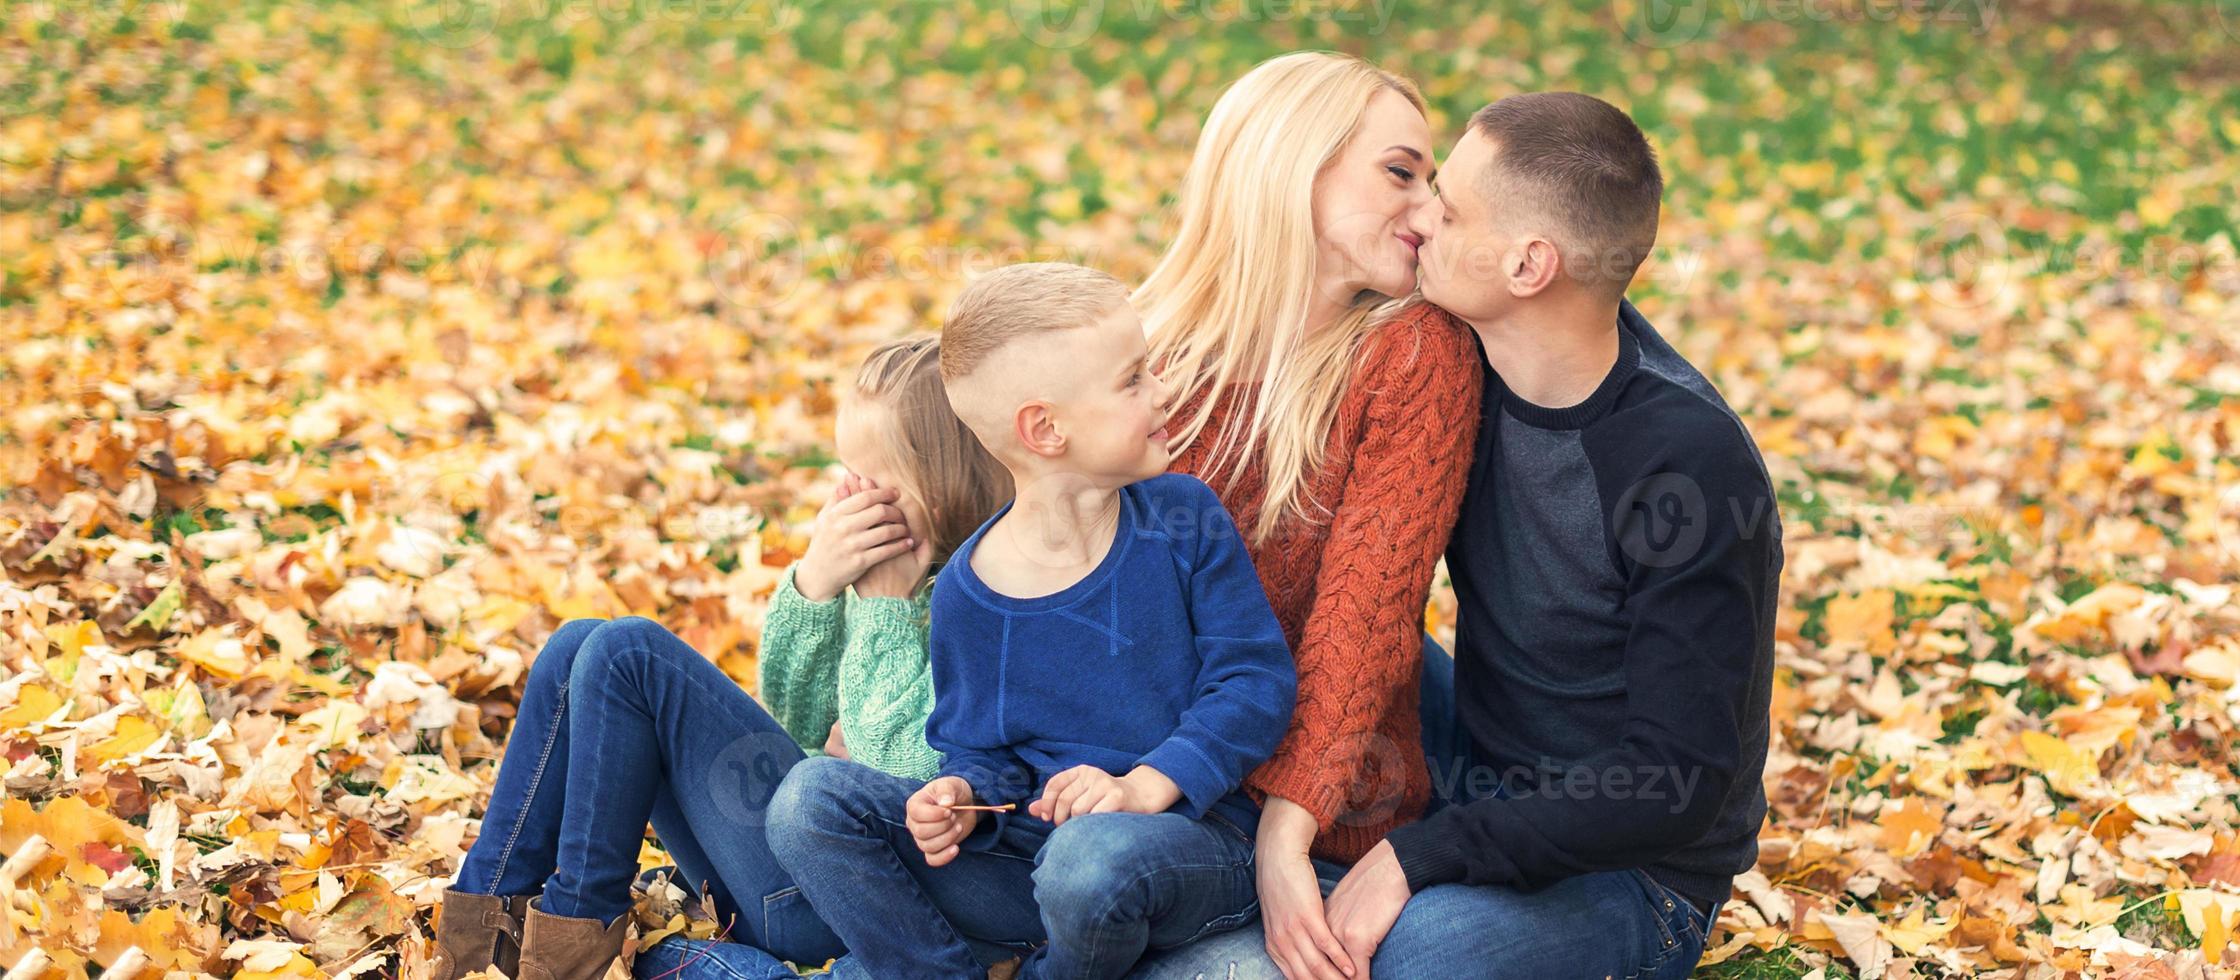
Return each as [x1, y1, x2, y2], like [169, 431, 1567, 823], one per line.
[1413, 129, 1520, 323]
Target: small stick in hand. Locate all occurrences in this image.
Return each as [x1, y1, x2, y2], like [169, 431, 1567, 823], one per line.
[943, 802, 1016, 812]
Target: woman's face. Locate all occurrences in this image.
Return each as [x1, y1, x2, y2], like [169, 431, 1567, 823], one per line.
[1311, 87, 1438, 306]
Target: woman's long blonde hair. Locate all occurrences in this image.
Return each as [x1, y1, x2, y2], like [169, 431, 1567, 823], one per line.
[1136, 51, 1427, 545]
[852, 336, 1010, 577]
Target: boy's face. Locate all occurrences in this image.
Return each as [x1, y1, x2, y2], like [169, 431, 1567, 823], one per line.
[1043, 304, 1174, 486]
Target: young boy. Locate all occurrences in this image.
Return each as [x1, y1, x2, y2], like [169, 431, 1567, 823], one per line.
[766, 262, 1298, 980]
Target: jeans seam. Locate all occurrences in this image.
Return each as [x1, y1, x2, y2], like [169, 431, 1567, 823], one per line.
[762, 886, 802, 954]
[1075, 859, 1250, 972]
[487, 675, 568, 894]
[1624, 870, 1683, 973]
[1165, 898, 1259, 949]
[848, 803, 994, 958]
[647, 939, 765, 980]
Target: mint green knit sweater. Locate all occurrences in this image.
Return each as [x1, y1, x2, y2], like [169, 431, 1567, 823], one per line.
[756, 561, 942, 781]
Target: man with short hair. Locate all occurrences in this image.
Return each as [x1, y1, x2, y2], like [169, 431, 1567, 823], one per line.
[1317, 90, 1783, 979]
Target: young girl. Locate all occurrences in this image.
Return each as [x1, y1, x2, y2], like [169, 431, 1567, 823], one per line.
[431, 336, 1008, 980]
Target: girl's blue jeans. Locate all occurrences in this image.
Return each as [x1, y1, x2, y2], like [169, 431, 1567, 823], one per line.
[452, 616, 841, 974]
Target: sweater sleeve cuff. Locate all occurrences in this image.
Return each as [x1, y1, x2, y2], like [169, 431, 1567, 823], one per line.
[1384, 820, 1467, 892]
[841, 589, 926, 636]
[1137, 738, 1229, 819]
[1247, 762, 1345, 832]
[775, 562, 843, 616]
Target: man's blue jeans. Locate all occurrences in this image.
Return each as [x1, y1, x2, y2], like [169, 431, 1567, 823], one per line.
[450, 617, 841, 977]
[761, 755, 1261, 980]
[1125, 634, 1722, 979]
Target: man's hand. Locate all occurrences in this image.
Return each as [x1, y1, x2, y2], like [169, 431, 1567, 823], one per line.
[1026, 765, 1181, 825]
[1323, 839, 1413, 973]
[905, 776, 979, 867]
[1257, 797, 1356, 980]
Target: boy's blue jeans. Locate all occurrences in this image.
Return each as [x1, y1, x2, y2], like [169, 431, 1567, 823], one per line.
[451, 616, 842, 973]
[1124, 634, 1722, 979]
[761, 755, 1260, 980]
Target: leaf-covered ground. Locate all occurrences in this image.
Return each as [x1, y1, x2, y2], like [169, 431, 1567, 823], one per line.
[3, 1, 2239, 976]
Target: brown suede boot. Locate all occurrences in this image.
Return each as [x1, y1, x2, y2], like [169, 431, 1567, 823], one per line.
[431, 888, 531, 980]
[516, 895, 631, 980]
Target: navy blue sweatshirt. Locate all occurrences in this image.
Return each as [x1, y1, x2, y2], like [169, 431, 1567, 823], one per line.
[1385, 301, 1783, 910]
[924, 472, 1298, 844]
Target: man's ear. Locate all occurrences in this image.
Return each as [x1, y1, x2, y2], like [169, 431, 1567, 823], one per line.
[1014, 401, 1065, 458]
[1509, 237, 1564, 298]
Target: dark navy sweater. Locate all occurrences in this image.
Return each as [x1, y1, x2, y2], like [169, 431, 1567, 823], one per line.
[924, 472, 1298, 844]
[1385, 301, 1783, 910]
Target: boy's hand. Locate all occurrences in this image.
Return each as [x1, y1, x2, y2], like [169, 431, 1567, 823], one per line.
[1028, 765, 1182, 826]
[905, 776, 979, 867]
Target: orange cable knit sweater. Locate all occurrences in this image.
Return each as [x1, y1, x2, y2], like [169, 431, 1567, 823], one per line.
[1165, 302, 1483, 864]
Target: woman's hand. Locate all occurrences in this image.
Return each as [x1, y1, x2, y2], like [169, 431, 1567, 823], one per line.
[794, 473, 915, 602]
[1257, 797, 1357, 980]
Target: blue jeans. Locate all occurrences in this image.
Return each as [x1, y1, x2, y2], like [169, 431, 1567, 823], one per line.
[1125, 634, 1721, 979]
[765, 755, 1261, 980]
[451, 617, 842, 976]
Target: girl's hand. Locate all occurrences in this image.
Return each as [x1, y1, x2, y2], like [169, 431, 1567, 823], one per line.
[823, 720, 849, 759]
[853, 503, 932, 599]
[794, 473, 914, 602]
[1258, 797, 1357, 980]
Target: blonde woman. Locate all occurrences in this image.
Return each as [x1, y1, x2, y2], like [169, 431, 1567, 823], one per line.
[1137, 52, 1483, 980]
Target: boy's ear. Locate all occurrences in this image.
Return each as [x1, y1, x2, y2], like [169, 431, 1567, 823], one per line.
[1014, 401, 1065, 458]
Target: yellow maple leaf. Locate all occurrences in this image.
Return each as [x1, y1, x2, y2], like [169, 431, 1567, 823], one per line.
[1877, 797, 1944, 859]
[85, 715, 163, 767]
[0, 682, 64, 730]
[1825, 589, 1897, 655]
[174, 626, 251, 679]
[2019, 730, 2103, 797]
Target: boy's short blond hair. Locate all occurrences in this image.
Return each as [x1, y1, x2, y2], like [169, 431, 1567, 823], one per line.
[939, 263, 1131, 383]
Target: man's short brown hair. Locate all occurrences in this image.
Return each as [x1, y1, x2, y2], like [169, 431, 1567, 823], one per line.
[939, 263, 1131, 383]
[1469, 92, 1663, 298]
